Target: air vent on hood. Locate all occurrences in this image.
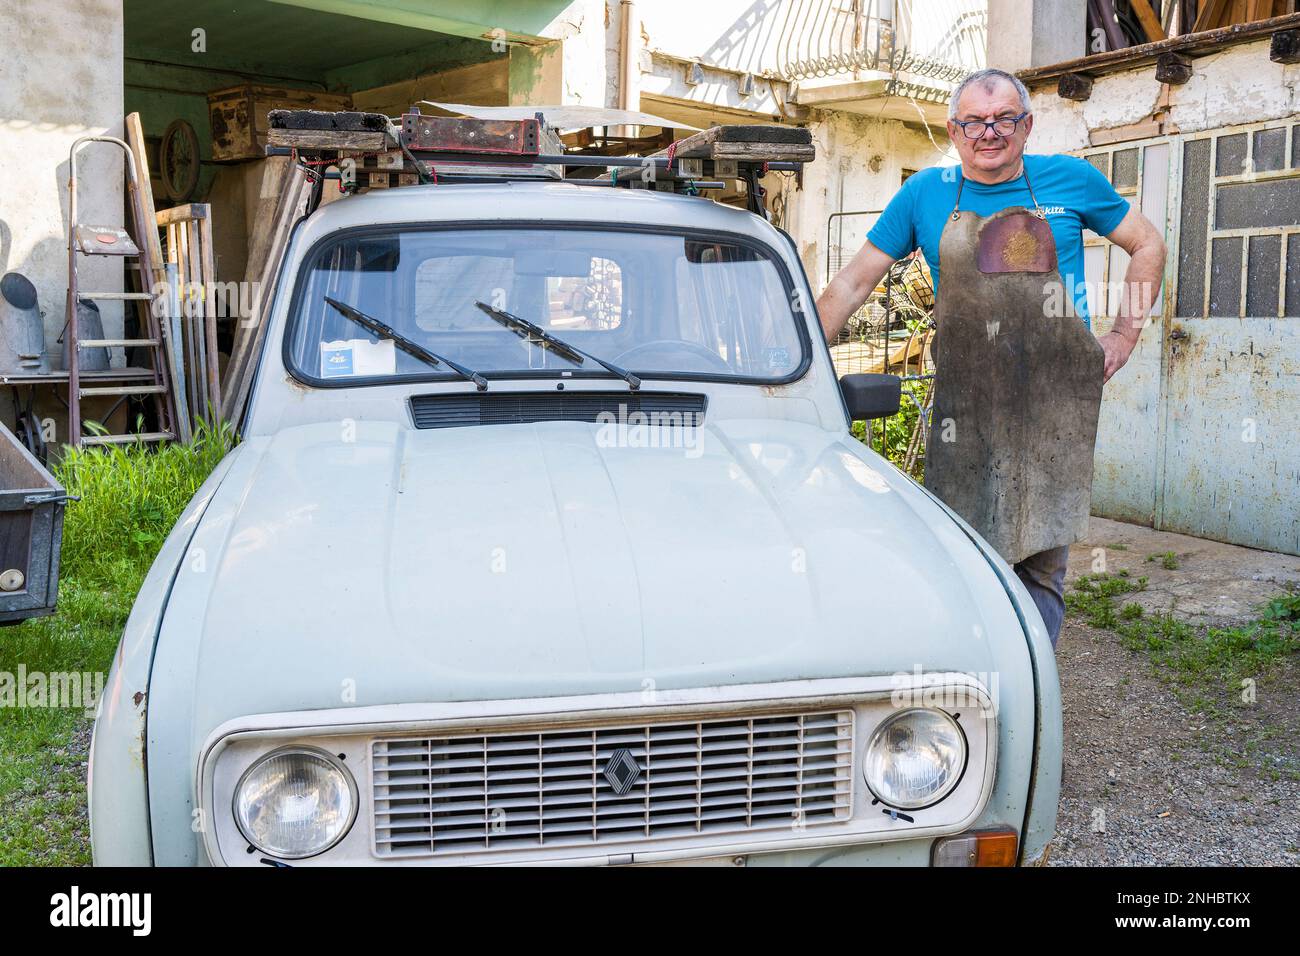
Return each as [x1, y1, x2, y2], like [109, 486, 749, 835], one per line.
[409, 391, 707, 429]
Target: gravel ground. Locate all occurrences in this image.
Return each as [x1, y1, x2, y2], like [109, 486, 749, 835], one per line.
[1048, 519, 1300, 866]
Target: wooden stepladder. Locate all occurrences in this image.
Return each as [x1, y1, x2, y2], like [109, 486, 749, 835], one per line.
[65, 136, 178, 447]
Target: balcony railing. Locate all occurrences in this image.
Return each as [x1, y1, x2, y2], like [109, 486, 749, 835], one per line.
[776, 0, 986, 83]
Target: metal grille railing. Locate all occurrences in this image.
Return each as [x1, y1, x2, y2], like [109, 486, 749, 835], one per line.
[371, 710, 854, 858]
[776, 0, 986, 83]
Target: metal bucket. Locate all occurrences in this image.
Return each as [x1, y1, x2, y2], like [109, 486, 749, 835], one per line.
[60, 300, 110, 372]
[0, 272, 44, 373]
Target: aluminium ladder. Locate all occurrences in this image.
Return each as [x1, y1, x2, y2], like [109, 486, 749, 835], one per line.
[65, 136, 177, 447]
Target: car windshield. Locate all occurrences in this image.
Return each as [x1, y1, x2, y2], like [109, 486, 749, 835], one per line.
[286, 226, 807, 385]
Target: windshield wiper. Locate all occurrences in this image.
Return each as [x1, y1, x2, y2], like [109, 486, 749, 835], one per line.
[474, 301, 640, 391]
[325, 296, 488, 391]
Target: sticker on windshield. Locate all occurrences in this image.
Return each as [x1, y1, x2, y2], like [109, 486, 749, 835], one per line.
[320, 338, 397, 378]
[764, 347, 791, 371]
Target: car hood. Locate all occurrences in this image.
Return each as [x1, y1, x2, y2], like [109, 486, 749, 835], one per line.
[155, 417, 1027, 724]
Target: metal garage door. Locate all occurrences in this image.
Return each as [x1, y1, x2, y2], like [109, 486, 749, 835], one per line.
[1083, 118, 1300, 556]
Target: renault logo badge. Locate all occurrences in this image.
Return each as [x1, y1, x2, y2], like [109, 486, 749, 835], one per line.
[603, 748, 642, 796]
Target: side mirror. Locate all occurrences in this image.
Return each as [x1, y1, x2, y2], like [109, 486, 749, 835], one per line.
[840, 373, 901, 421]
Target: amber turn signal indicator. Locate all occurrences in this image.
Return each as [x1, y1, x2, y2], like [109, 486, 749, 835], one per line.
[931, 828, 1019, 867]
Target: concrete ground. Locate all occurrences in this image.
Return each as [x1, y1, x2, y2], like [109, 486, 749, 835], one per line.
[1049, 517, 1300, 866]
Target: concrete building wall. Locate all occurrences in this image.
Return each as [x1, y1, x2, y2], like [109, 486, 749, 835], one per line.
[0, 0, 125, 357]
[536, 0, 617, 106]
[987, 0, 1086, 72]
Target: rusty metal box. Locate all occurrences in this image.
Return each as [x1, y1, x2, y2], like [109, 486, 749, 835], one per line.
[1, 422, 66, 624]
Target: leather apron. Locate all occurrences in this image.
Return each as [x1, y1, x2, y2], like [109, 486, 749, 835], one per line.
[925, 166, 1104, 565]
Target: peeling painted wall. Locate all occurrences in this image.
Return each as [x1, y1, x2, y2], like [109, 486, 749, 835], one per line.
[531, 0, 616, 106]
[1029, 39, 1300, 154]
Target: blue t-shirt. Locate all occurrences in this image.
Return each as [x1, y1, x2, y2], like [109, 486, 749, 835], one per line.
[866, 154, 1130, 325]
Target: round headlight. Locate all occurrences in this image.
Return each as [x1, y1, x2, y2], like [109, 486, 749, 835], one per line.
[234, 748, 357, 859]
[864, 708, 966, 810]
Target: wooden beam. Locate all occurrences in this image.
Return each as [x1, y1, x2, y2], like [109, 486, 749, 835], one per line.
[1089, 118, 1166, 146]
[1271, 26, 1300, 59]
[1194, 0, 1234, 31]
[1154, 51, 1194, 83]
[125, 110, 184, 444]
[123, 113, 165, 277]
[1130, 0, 1168, 41]
[1017, 11, 1300, 86]
[1246, 0, 1274, 20]
[652, 125, 814, 163]
[221, 164, 310, 427]
[1057, 73, 1095, 101]
[199, 216, 222, 419]
[265, 128, 389, 151]
[155, 203, 209, 226]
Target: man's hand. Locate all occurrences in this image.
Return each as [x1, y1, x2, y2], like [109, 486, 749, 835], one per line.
[1098, 329, 1139, 383]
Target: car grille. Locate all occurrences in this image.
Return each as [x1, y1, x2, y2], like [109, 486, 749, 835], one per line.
[371, 710, 854, 857]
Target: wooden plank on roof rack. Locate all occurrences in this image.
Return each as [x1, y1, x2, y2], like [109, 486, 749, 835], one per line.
[266, 128, 391, 151]
[653, 125, 814, 163]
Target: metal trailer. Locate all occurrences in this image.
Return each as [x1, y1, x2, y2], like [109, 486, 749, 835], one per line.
[0, 420, 67, 624]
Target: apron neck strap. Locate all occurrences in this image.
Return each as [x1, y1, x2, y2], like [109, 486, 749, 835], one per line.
[950, 161, 1046, 220]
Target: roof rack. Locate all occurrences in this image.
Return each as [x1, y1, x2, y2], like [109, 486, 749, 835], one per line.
[265, 108, 813, 219]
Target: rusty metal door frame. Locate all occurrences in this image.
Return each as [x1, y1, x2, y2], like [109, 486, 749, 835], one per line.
[1077, 135, 1178, 526]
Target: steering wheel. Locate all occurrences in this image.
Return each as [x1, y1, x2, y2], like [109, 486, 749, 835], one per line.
[613, 340, 732, 374]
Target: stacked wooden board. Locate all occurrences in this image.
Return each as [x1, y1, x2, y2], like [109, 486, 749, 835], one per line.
[219, 160, 312, 428]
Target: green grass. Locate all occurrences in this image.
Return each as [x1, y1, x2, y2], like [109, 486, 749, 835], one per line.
[1146, 550, 1180, 570]
[1065, 571, 1149, 629]
[1116, 592, 1299, 691]
[1066, 572, 1300, 779]
[0, 423, 233, 865]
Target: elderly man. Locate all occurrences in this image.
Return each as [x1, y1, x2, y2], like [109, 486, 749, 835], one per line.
[817, 68, 1166, 648]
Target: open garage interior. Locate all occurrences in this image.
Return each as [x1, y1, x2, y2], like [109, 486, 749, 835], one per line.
[1, 0, 578, 444]
[125, 0, 560, 310]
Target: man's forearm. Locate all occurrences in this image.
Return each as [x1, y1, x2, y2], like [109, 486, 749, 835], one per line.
[816, 241, 897, 341]
[1112, 241, 1165, 342]
[815, 276, 859, 341]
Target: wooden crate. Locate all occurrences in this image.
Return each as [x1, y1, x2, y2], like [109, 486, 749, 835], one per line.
[208, 85, 353, 162]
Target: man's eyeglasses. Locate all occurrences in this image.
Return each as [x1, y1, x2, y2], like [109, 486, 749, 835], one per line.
[953, 111, 1029, 139]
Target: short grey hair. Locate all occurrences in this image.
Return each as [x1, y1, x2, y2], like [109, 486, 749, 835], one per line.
[948, 68, 1031, 120]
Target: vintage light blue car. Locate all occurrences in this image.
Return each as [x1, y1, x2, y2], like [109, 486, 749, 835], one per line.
[89, 177, 1060, 866]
